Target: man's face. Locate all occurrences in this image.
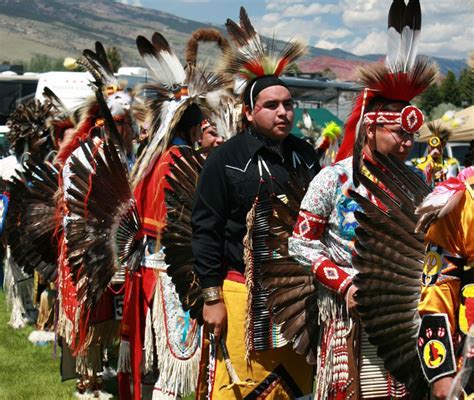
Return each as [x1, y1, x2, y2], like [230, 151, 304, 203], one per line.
[367, 123, 415, 161]
[201, 124, 224, 149]
[245, 85, 294, 140]
[428, 145, 443, 161]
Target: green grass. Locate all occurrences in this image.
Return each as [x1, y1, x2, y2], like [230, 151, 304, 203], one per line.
[0, 289, 77, 399]
[0, 290, 195, 399]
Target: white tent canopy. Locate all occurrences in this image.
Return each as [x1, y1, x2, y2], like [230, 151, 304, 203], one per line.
[418, 106, 474, 142]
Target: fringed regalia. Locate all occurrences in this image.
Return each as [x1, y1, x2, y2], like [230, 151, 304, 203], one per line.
[289, 0, 439, 397]
[53, 42, 131, 395]
[115, 30, 232, 400]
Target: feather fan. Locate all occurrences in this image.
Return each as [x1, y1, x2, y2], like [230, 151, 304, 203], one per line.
[350, 150, 432, 397]
[162, 146, 206, 325]
[6, 157, 60, 282]
[259, 166, 319, 365]
[65, 138, 142, 311]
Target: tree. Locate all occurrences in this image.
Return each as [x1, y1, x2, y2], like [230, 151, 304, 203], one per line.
[321, 67, 336, 80]
[106, 47, 122, 73]
[429, 102, 459, 120]
[418, 83, 441, 115]
[26, 54, 66, 72]
[458, 67, 474, 107]
[286, 62, 300, 76]
[439, 70, 462, 107]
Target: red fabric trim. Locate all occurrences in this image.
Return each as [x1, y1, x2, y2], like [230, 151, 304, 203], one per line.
[292, 210, 327, 241]
[134, 146, 182, 238]
[312, 257, 352, 295]
[225, 270, 245, 284]
[119, 267, 158, 400]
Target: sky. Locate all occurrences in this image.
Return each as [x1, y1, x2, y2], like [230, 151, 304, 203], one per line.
[117, 0, 474, 60]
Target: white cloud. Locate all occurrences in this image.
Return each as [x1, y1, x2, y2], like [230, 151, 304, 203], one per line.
[282, 3, 340, 17]
[314, 39, 339, 50]
[117, 0, 143, 5]
[265, 0, 301, 12]
[261, 13, 280, 24]
[320, 28, 352, 40]
[350, 30, 386, 55]
[256, 0, 472, 59]
[341, 0, 385, 28]
[256, 16, 321, 42]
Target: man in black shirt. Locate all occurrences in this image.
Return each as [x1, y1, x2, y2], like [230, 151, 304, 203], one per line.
[191, 75, 319, 398]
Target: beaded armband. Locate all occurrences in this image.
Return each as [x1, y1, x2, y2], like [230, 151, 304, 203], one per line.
[417, 314, 456, 383]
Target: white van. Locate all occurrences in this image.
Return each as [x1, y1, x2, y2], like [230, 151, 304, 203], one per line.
[35, 71, 94, 111]
[35, 69, 150, 112]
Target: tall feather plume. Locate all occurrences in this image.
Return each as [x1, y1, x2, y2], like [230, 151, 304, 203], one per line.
[350, 151, 432, 396]
[80, 42, 117, 89]
[386, 0, 406, 71]
[136, 33, 186, 89]
[222, 7, 306, 81]
[401, 0, 421, 72]
[385, 0, 421, 73]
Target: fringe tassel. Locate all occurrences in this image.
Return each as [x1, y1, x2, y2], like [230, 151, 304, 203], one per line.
[314, 285, 352, 400]
[152, 272, 201, 397]
[144, 308, 154, 373]
[243, 201, 257, 361]
[4, 249, 35, 329]
[117, 340, 131, 373]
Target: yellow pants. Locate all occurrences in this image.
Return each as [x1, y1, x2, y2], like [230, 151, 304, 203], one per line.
[208, 279, 313, 399]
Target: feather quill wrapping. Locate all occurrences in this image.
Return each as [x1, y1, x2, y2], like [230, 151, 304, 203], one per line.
[351, 152, 431, 396]
[259, 168, 319, 365]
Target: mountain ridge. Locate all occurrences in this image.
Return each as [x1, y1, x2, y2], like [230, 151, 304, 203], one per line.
[0, 0, 467, 78]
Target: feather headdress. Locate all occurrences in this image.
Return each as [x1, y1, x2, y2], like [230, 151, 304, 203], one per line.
[130, 32, 232, 188]
[336, 0, 438, 186]
[426, 121, 452, 147]
[56, 42, 131, 165]
[222, 7, 306, 85]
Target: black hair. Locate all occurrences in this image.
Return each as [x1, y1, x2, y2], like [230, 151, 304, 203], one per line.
[175, 103, 203, 132]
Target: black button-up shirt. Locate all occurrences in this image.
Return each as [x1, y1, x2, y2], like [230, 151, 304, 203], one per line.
[191, 130, 319, 289]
